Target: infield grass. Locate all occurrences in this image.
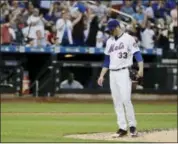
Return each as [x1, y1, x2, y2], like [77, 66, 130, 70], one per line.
[1, 102, 177, 142]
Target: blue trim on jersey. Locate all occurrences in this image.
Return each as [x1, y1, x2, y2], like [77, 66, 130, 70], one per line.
[102, 55, 110, 68]
[134, 51, 143, 62]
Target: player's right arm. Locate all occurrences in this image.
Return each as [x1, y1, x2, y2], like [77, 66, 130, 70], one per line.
[97, 40, 110, 87]
[98, 56, 109, 87]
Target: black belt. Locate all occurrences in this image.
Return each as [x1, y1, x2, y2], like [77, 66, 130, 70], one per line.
[110, 67, 128, 71]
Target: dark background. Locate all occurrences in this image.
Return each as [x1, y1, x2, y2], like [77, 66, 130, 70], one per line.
[1, 52, 175, 92]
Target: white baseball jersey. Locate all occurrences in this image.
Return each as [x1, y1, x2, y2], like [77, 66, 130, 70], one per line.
[104, 33, 140, 70]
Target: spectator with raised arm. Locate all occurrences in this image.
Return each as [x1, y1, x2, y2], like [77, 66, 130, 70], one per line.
[71, 1, 86, 46]
[22, 2, 35, 23]
[44, 2, 62, 26]
[56, 10, 73, 46]
[140, 16, 156, 50]
[85, 5, 99, 47]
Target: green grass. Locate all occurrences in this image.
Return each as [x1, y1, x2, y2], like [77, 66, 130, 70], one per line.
[1, 102, 177, 142]
[1, 102, 177, 113]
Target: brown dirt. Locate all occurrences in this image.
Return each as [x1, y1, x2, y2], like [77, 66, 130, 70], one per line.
[65, 129, 177, 142]
[1, 96, 177, 104]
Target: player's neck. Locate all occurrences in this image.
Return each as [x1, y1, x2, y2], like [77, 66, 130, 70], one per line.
[114, 32, 124, 40]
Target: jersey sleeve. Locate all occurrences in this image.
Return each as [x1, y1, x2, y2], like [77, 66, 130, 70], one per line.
[129, 35, 140, 54]
[104, 39, 110, 55]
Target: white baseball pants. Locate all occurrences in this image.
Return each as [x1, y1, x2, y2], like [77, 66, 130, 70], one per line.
[110, 68, 137, 130]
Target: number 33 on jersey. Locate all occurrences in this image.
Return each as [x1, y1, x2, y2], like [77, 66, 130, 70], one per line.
[104, 33, 139, 70]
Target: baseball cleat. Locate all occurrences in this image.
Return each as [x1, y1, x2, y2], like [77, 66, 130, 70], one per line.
[130, 126, 138, 137]
[112, 129, 128, 138]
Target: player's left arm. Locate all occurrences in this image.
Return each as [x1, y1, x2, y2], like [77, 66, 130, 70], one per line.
[130, 37, 144, 78]
[134, 51, 144, 78]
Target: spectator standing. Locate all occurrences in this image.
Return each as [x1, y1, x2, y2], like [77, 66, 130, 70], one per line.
[165, 0, 176, 10]
[71, 1, 86, 46]
[171, 5, 178, 27]
[56, 10, 73, 46]
[152, 0, 159, 13]
[25, 2, 34, 16]
[0, 23, 15, 45]
[26, 8, 45, 39]
[145, 1, 155, 20]
[134, 0, 145, 12]
[96, 15, 108, 48]
[95, 1, 108, 21]
[142, 0, 150, 7]
[46, 25, 57, 45]
[170, 5, 178, 49]
[155, 24, 169, 57]
[154, 1, 167, 19]
[60, 73, 83, 89]
[13, 14, 25, 44]
[132, 7, 145, 25]
[21, 2, 35, 23]
[40, 0, 53, 9]
[27, 8, 44, 27]
[85, 5, 99, 47]
[140, 19, 155, 49]
[120, 0, 134, 15]
[33, 29, 48, 47]
[8, 1, 24, 26]
[10, 1, 22, 17]
[45, 2, 62, 25]
[110, 0, 123, 10]
[0, 2, 10, 23]
[96, 26, 105, 48]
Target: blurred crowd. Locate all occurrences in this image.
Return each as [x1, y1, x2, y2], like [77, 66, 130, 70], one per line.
[0, 0, 177, 53]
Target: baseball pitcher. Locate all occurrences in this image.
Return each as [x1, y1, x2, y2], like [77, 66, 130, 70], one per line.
[97, 19, 144, 137]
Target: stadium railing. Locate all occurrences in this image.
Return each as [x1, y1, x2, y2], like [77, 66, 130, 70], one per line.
[0, 45, 163, 55]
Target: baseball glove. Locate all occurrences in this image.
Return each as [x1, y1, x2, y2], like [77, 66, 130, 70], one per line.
[129, 68, 143, 88]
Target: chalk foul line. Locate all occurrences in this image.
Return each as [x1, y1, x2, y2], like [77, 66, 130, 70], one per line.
[1, 112, 177, 115]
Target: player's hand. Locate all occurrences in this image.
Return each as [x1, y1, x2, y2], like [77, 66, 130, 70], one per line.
[137, 69, 143, 78]
[97, 76, 104, 87]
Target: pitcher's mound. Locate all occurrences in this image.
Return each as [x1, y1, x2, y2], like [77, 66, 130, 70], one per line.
[65, 129, 177, 142]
